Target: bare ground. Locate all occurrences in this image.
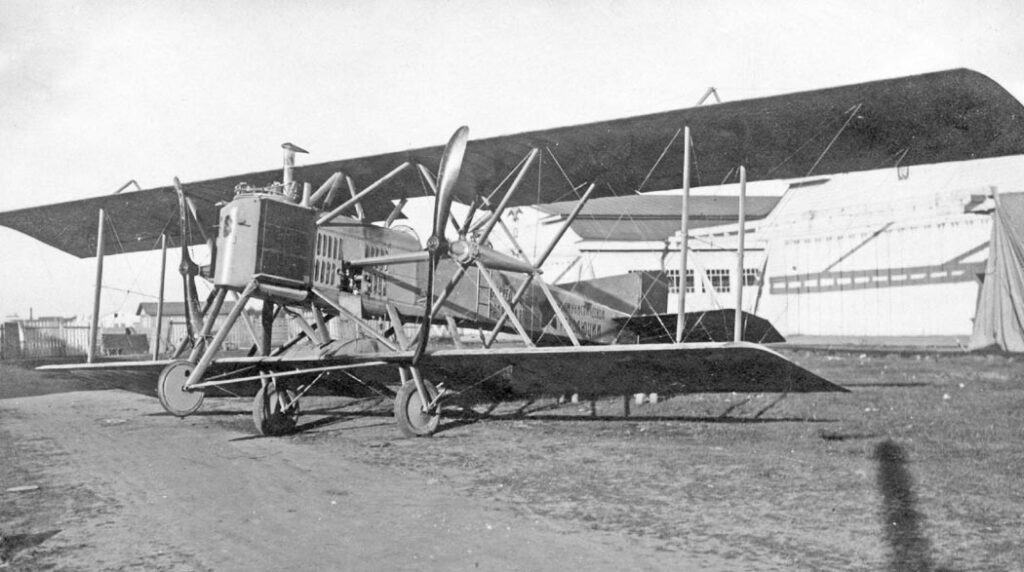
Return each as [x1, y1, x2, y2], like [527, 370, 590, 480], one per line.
[1, 351, 1022, 571]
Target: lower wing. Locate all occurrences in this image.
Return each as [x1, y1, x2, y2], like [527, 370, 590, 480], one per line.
[38, 341, 844, 398]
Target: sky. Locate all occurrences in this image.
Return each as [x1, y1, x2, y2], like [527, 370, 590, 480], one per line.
[2, 0, 1024, 319]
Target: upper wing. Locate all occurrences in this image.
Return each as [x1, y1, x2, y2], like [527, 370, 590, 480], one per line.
[6, 67, 1020, 258]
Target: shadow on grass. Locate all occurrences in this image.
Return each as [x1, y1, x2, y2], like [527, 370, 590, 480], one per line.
[0, 364, 153, 400]
[213, 394, 837, 439]
[144, 410, 247, 417]
[874, 439, 958, 572]
[0, 529, 60, 565]
[437, 409, 836, 433]
[227, 414, 394, 441]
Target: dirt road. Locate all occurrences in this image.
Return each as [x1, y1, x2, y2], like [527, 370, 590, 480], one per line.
[1, 367, 708, 571]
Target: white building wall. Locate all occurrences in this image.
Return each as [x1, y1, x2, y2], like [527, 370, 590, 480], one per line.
[484, 156, 1024, 340]
[657, 248, 767, 314]
[759, 211, 991, 336]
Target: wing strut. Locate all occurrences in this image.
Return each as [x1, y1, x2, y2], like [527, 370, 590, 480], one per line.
[317, 162, 412, 226]
[86, 208, 105, 363]
[676, 126, 692, 343]
[483, 182, 597, 347]
[734, 166, 747, 342]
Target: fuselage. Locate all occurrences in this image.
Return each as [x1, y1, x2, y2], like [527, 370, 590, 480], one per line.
[213, 191, 631, 345]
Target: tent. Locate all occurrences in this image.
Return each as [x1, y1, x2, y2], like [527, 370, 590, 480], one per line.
[970, 192, 1024, 352]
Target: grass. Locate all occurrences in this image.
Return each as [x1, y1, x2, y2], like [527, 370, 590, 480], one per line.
[296, 351, 1024, 571]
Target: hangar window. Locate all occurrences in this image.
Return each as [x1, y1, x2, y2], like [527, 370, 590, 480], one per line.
[742, 268, 760, 287]
[665, 269, 698, 294]
[707, 268, 731, 292]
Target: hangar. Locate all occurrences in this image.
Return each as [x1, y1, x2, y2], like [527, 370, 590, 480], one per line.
[503, 154, 1024, 348]
[503, 131, 1024, 349]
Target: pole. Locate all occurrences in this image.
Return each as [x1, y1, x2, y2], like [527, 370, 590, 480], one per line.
[675, 126, 691, 343]
[153, 233, 167, 360]
[734, 166, 747, 342]
[87, 209, 106, 363]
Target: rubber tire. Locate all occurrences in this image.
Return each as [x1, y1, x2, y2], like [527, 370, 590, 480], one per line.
[394, 380, 440, 438]
[157, 359, 204, 417]
[252, 384, 300, 436]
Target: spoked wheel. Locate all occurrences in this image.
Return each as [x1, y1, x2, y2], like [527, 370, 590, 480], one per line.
[252, 379, 300, 436]
[157, 359, 205, 417]
[394, 379, 441, 438]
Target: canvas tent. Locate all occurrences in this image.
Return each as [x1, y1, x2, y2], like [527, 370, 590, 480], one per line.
[970, 192, 1024, 352]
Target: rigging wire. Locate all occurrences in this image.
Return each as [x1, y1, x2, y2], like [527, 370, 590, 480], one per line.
[806, 103, 864, 177]
[101, 214, 151, 317]
[634, 128, 682, 194]
[542, 142, 688, 342]
[765, 107, 853, 178]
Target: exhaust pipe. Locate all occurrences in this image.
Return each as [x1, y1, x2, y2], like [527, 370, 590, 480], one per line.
[281, 142, 309, 201]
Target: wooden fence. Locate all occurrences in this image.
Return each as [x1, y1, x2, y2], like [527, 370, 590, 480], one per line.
[0, 322, 91, 360]
[1, 313, 426, 361]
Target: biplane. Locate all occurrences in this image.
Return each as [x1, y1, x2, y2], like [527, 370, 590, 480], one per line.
[3, 68, 1019, 436]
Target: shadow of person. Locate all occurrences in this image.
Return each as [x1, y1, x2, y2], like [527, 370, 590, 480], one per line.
[873, 440, 958, 572]
[0, 529, 60, 565]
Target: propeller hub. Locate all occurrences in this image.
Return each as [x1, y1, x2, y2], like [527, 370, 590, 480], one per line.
[448, 239, 478, 265]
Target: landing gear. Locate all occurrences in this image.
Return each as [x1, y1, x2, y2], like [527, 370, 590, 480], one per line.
[394, 379, 440, 438]
[157, 359, 205, 417]
[252, 379, 300, 436]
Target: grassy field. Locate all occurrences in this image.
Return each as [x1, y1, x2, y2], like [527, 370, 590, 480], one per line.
[287, 350, 1024, 571]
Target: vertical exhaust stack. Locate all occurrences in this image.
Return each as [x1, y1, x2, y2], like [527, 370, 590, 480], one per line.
[281, 142, 309, 202]
[301, 182, 312, 208]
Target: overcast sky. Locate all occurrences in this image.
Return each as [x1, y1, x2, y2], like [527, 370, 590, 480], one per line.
[2, 0, 1023, 319]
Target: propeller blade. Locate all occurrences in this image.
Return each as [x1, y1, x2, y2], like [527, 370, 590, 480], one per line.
[173, 177, 203, 341]
[415, 126, 469, 365]
[432, 126, 469, 240]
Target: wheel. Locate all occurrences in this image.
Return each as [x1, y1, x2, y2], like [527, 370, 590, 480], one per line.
[394, 379, 440, 438]
[252, 381, 300, 436]
[157, 359, 204, 417]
